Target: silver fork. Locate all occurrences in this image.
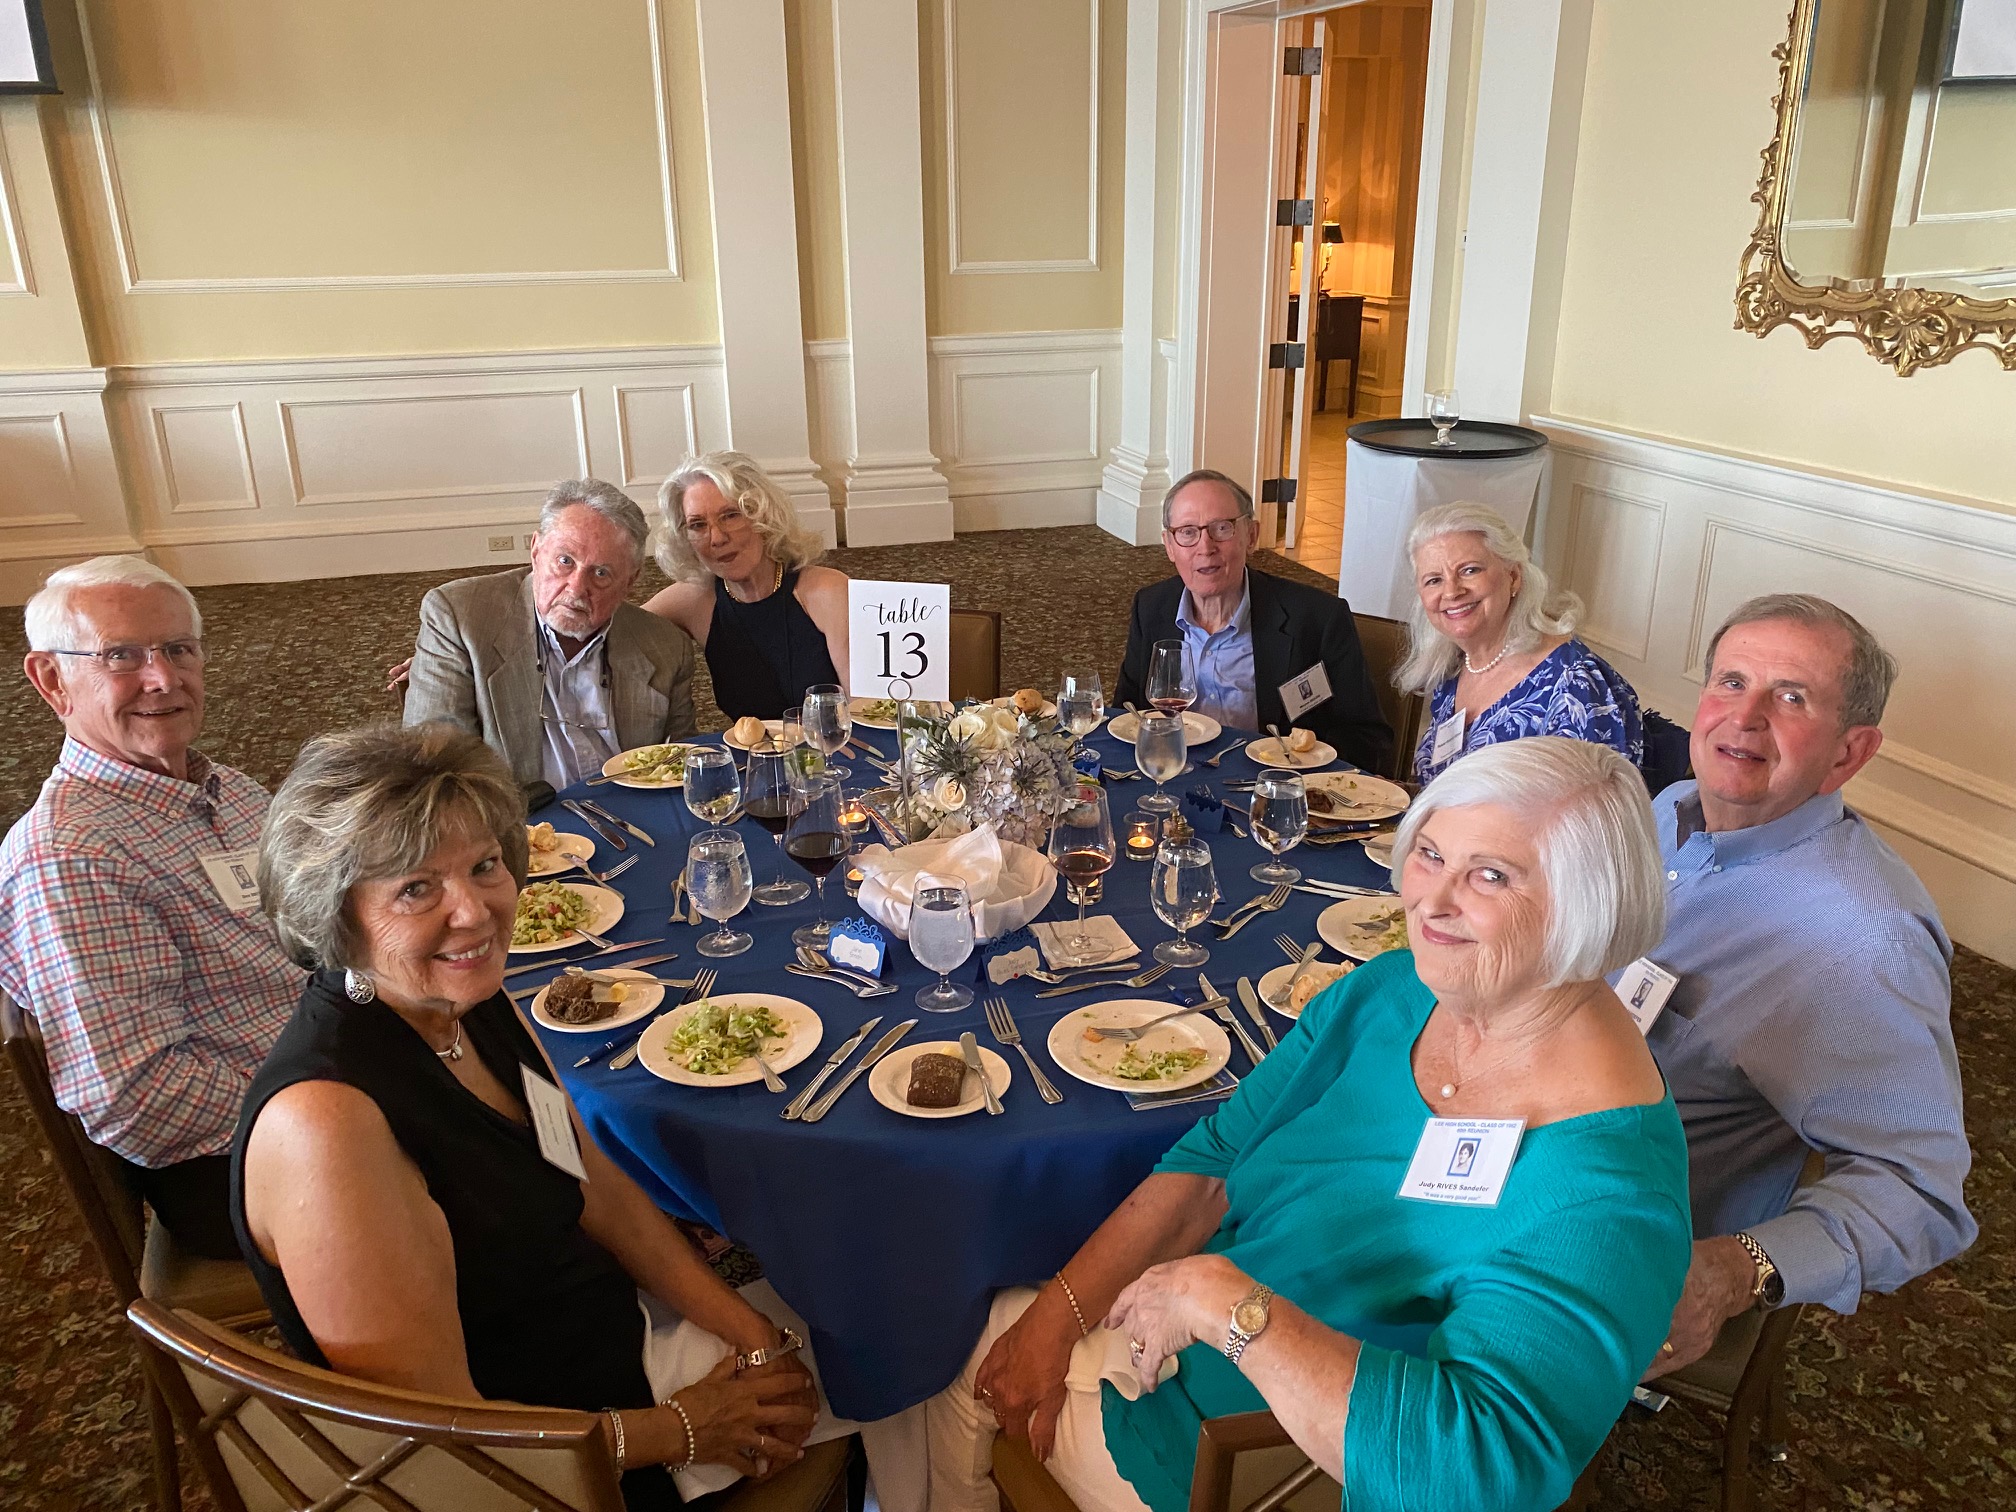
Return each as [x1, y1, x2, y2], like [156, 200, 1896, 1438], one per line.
[984, 997, 1062, 1104]
[1277, 932, 1318, 964]
[1026, 960, 1143, 985]
[609, 968, 715, 1070]
[790, 947, 898, 997]
[1035, 962, 1170, 998]
[751, 1047, 786, 1093]
[1085, 997, 1224, 1041]
[1209, 884, 1290, 933]
[570, 853, 639, 887]
[1202, 740, 1248, 769]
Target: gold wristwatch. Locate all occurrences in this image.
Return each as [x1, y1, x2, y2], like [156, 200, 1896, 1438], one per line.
[1223, 1285, 1273, 1365]
[734, 1327, 805, 1372]
[1733, 1232, 1784, 1308]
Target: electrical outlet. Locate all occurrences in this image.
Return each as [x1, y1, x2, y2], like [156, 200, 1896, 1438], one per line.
[488, 535, 514, 552]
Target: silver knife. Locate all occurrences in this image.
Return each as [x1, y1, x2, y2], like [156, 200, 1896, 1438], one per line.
[1199, 973, 1266, 1066]
[561, 799, 627, 851]
[582, 798, 654, 847]
[1235, 976, 1280, 1051]
[961, 1031, 1003, 1116]
[800, 1019, 916, 1123]
[782, 1016, 882, 1120]
[508, 950, 682, 1005]
[503, 937, 666, 979]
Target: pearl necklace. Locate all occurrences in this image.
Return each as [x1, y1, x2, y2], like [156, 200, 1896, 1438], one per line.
[1462, 641, 1512, 677]
[434, 1020, 464, 1062]
[725, 559, 784, 604]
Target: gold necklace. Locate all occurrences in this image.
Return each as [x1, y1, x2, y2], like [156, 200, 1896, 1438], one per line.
[726, 559, 784, 604]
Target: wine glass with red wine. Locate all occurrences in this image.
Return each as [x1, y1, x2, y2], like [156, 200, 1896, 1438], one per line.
[1046, 784, 1117, 965]
[1145, 639, 1197, 716]
[744, 744, 811, 907]
[785, 774, 849, 949]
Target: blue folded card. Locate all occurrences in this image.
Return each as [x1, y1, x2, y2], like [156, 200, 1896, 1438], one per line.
[1183, 786, 1226, 835]
[828, 917, 887, 977]
[980, 925, 1040, 985]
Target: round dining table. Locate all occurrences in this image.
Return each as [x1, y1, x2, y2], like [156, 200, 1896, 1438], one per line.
[523, 718, 1396, 1423]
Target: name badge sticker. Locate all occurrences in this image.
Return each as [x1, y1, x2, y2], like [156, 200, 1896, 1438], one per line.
[1398, 1116, 1525, 1207]
[1430, 709, 1466, 769]
[1611, 957, 1679, 1035]
[1278, 662, 1333, 720]
[197, 847, 264, 913]
[521, 1066, 589, 1180]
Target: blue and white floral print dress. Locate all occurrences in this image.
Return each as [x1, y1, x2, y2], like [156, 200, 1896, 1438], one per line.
[1413, 639, 1644, 783]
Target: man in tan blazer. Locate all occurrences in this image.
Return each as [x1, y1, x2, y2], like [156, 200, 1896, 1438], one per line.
[404, 480, 696, 788]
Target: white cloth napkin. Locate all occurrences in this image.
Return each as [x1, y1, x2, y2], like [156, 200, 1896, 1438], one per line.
[1030, 915, 1139, 968]
[855, 823, 1057, 941]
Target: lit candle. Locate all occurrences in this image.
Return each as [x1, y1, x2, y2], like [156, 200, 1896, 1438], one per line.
[840, 801, 868, 829]
[1125, 812, 1159, 859]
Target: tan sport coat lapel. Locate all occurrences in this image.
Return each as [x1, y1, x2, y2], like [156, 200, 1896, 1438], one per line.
[483, 575, 543, 782]
[607, 606, 671, 750]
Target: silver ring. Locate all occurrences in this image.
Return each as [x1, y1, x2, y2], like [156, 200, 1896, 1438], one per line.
[1129, 1338, 1145, 1361]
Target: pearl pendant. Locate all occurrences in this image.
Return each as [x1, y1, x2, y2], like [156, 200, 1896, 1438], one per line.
[1439, 1083, 1456, 1099]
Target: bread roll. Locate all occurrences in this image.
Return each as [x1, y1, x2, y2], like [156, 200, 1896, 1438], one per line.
[732, 715, 768, 747]
[1288, 963, 1351, 1012]
[1287, 727, 1318, 754]
[905, 1052, 969, 1108]
[1011, 687, 1044, 715]
[527, 822, 561, 853]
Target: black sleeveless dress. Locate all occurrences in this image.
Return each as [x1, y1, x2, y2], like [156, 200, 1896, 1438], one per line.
[231, 973, 676, 1507]
[704, 569, 839, 721]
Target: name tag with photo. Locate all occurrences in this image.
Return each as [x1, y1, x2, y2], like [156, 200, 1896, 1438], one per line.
[1430, 709, 1466, 768]
[1279, 662, 1333, 720]
[197, 847, 264, 913]
[1611, 957, 1679, 1035]
[521, 1067, 588, 1180]
[1399, 1116, 1525, 1207]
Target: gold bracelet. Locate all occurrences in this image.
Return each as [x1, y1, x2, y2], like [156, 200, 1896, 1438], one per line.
[607, 1410, 627, 1475]
[1054, 1270, 1092, 1338]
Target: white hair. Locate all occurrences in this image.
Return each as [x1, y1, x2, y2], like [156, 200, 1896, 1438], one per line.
[539, 480, 649, 572]
[1396, 502, 1581, 694]
[654, 451, 825, 584]
[1391, 735, 1664, 988]
[24, 555, 203, 655]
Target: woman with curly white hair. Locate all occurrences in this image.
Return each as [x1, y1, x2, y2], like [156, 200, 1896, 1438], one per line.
[644, 451, 850, 722]
[1398, 502, 1642, 783]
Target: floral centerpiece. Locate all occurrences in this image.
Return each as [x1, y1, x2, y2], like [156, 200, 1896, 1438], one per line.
[874, 702, 1080, 847]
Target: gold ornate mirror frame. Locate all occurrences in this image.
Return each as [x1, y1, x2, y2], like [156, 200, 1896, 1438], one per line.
[1736, 0, 2016, 376]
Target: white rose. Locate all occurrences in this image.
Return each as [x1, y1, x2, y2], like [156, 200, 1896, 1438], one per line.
[947, 708, 990, 745]
[949, 705, 1018, 752]
[931, 774, 968, 811]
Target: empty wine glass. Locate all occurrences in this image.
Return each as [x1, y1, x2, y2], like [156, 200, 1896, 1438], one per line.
[802, 684, 853, 782]
[1145, 640, 1197, 716]
[1135, 712, 1188, 815]
[1248, 771, 1309, 885]
[1046, 784, 1116, 965]
[911, 882, 976, 1012]
[1151, 829, 1215, 967]
[785, 773, 848, 950]
[744, 745, 810, 906]
[1427, 388, 1460, 447]
[686, 829, 753, 957]
[683, 748, 742, 826]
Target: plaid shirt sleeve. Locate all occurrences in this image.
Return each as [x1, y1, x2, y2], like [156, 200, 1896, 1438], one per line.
[10, 847, 256, 1165]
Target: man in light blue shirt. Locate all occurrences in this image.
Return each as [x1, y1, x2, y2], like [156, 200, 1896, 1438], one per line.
[1173, 574, 1257, 733]
[1639, 594, 1974, 1375]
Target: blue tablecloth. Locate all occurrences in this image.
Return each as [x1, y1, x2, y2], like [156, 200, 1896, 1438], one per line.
[525, 724, 1393, 1421]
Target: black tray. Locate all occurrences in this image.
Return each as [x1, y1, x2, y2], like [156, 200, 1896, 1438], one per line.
[1345, 418, 1548, 459]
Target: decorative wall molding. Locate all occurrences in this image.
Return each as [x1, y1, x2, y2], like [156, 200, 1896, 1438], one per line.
[0, 110, 35, 297]
[1536, 414, 2016, 965]
[74, 0, 684, 292]
[943, 0, 1101, 274]
[151, 402, 259, 514]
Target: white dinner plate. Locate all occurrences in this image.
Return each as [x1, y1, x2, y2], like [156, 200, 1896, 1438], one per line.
[869, 1041, 1012, 1118]
[722, 720, 789, 751]
[1256, 961, 1356, 1019]
[1360, 832, 1397, 869]
[509, 883, 626, 954]
[528, 968, 666, 1034]
[525, 828, 595, 878]
[1245, 735, 1338, 771]
[848, 699, 949, 730]
[1106, 711, 1223, 746]
[990, 695, 1059, 720]
[1316, 896, 1410, 962]
[637, 993, 823, 1088]
[600, 743, 699, 789]
[1045, 999, 1231, 1094]
[1304, 771, 1411, 826]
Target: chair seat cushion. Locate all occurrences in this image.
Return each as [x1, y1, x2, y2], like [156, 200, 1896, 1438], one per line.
[140, 1217, 269, 1328]
[1662, 1306, 1767, 1403]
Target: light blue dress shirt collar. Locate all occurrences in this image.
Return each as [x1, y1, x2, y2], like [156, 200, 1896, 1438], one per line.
[1174, 574, 1258, 733]
[1670, 786, 1847, 866]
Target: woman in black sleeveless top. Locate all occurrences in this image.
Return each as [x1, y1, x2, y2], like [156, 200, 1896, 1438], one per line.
[234, 725, 818, 1508]
[644, 452, 849, 721]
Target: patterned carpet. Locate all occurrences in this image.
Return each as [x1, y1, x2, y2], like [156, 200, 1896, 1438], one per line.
[0, 526, 2008, 1510]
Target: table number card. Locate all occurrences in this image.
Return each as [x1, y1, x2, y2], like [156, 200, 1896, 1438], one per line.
[1398, 1116, 1525, 1207]
[847, 580, 951, 703]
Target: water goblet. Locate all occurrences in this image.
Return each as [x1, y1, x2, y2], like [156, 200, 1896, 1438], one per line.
[683, 747, 742, 827]
[1135, 712, 1188, 815]
[686, 829, 753, 958]
[1427, 388, 1460, 447]
[802, 684, 853, 782]
[911, 883, 976, 1012]
[1249, 771, 1309, 885]
[1151, 829, 1215, 968]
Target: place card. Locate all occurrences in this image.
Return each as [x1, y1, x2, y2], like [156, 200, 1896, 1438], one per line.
[828, 917, 888, 977]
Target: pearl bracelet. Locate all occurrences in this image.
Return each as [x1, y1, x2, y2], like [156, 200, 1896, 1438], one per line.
[666, 1392, 698, 1470]
[1054, 1270, 1092, 1339]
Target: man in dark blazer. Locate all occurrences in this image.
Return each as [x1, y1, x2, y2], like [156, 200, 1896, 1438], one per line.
[1115, 470, 1392, 773]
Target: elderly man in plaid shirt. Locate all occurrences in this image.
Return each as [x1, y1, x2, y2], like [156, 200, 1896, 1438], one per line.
[0, 556, 299, 1258]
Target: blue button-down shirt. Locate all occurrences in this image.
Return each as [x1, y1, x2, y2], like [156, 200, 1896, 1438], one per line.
[1175, 576, 1257, 733]
[1635, 782, 1975, 1312]
[536, 619, 621, 790]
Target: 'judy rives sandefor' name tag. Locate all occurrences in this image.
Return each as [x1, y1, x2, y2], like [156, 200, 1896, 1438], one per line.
[1398, 1116, 1525, 1207]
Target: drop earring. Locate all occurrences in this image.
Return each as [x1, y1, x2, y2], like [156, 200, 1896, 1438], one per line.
[343, 968, 377, 1004]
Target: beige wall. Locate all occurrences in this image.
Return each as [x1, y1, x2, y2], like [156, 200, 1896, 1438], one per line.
[1548, 0, 2016, 515]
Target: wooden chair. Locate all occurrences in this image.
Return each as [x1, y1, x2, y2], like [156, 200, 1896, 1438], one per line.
[949, 608, 1004, 702]
[2, 990, 270, 1511]
[1349, 612, 1427, 783]
[1651, 1303, 1809, 1512]
[994, 1413, 1331, 1512]
[131, 1299, 863, 1512]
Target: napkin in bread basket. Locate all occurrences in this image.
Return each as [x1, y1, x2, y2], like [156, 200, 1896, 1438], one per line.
[855, 823, 1057, 942]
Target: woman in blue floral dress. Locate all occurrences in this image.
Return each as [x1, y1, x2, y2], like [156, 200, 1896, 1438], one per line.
[1398, 502, 1642, 783]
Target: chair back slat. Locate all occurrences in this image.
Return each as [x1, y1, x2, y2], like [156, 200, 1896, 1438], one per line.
[1348, 614, 1426, 782]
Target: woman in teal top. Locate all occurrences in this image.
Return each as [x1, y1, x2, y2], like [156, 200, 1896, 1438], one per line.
[934, 738, 1693, 1512]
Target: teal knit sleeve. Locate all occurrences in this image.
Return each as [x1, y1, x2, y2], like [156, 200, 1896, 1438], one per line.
[1340, 1188, 1691, 1512]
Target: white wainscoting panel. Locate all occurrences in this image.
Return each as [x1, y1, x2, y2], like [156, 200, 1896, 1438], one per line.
[153, 403, 258, 513]
[0, 370, 140, 601]
[1536, 416, 2016, 966]
[280, 391, 591, 508]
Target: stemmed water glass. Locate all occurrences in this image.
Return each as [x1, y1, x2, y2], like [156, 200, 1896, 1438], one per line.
[802, 684, 853, 782]
[1046, 784, 1116, 965]
[1059, 669, 1105, 741]
[744, 745, 811, 906]
[683, 748, 742, 826]
[785, 773, 849, 950]
[686, 829, 753, 958]
[1145, 640, 1197, 716]
[1427, 388, 1460, 447]
[1248, 771, 1309, 885]
[1151, 827, 1215, 967]
[911, 882, 976, 1012]
[1135, 712, 1187, 815]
